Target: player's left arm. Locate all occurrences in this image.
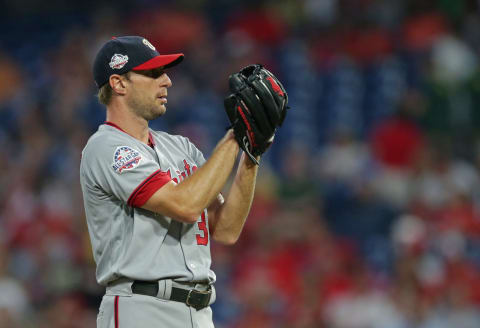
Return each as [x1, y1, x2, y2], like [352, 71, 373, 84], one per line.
[208, 152, 259, 245]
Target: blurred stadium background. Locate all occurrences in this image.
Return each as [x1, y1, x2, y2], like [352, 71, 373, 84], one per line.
[1, 0, 480, 327]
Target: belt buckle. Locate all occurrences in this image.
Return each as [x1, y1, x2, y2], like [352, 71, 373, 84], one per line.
[186, 287, 212, 310]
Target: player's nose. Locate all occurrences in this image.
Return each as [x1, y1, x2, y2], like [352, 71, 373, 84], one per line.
[160, 73, 172, 88]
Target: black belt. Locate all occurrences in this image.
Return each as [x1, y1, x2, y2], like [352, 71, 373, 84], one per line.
[131, 280, 212, 311]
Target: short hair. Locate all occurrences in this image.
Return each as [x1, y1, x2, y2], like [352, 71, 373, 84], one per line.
[97, 83, 112, 106]
[96, 72, 131, 106]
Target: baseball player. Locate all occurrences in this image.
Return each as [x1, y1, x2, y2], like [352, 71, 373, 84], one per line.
[80, 35, 288, 328]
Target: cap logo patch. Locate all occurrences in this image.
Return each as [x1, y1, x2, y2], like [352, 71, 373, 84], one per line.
[109, 54, 129, 69]
[112, 146, 142, 174]
[142, 38, 156, 51]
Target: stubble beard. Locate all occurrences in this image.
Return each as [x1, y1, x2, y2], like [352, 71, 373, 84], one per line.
[127, 92, 165, 121]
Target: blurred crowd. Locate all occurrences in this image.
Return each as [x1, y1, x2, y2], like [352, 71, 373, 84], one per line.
[1, 0, 480, 327]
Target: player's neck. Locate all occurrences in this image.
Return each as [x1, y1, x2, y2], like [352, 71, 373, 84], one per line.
[106, 106, 150, 145]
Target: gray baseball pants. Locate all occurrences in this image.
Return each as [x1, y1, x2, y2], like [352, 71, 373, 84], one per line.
[96, 279, 215, 328]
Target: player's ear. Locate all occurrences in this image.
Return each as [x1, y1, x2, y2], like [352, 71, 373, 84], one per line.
[110, 74, 128, 95]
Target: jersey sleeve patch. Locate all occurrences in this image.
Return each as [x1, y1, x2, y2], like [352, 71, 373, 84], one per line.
[112, 146, 143, 174]
[127, 169, 172, 208]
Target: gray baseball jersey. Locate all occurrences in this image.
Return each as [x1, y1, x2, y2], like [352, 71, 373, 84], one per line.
[80, 122, 215, 286]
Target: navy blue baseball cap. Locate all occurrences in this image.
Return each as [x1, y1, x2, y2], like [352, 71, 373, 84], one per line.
[93, 36, 184, 88]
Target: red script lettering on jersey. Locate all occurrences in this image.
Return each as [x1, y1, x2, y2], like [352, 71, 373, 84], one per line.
[171, 159, 198, 184]
[169, 159, 208, 245]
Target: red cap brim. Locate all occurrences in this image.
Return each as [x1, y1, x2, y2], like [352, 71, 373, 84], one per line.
[132, 53, 184, 70]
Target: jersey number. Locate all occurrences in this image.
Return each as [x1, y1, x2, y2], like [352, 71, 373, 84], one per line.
[196, 211, 209, 245]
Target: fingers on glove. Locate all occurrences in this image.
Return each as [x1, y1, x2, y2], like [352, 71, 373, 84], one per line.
[236, 65, 289, 127]
[259, 69, 289, 126]
[229, 69, 277, 135]
[239, 88, 275, 136]
[261, 68, 288, 102]
[249, 77, 284, 127]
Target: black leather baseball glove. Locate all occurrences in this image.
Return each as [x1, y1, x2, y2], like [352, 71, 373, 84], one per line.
[224, 64, 289, 165]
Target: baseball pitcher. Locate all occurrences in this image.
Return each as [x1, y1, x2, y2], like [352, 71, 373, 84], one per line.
[80, 35, 288, 328]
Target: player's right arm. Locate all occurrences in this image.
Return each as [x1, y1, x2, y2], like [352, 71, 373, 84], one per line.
[141, 130, 239, 223]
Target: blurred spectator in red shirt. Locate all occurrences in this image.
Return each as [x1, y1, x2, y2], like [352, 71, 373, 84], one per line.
[371, 91, 425, 170]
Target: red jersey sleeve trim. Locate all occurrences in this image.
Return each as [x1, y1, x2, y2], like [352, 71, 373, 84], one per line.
[127, 169, 172, 208]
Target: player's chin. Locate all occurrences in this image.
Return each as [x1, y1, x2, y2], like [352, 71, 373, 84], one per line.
[154, 105, 167, 118]
[143, 106, 165, 121]
[158, 104, 167, 116]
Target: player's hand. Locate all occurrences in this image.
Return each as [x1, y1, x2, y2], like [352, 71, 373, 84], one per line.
[224, 128, 235, 141]
[215, 129, 239, 153]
